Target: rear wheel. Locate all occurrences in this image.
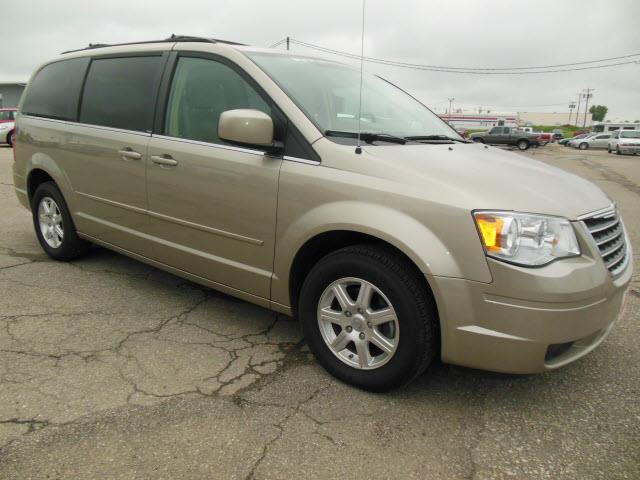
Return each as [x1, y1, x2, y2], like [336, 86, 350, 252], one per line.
[473, 137, 484, 143]
[579, 142, 589, 150]
[607, 147, 612, 153]
[5, 131, 12, 147]
[298, 244, 438, 392]
[517, 139, 530, 150]
[616, 147, 621, 155]
[31, 182, 90, 261]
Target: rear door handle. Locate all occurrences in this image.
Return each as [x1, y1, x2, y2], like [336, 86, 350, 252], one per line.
[151, 155, 178, 167]
[118, 149, 142, 160]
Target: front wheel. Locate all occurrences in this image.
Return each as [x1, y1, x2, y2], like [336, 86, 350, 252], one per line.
[472, 137, 485, 143]
[31, 182, 90, 261]
[579, 142, 589, 150]
[5, 131, 13, 147]
[298, 244, 438, 392]
[517, 139, 530, 150]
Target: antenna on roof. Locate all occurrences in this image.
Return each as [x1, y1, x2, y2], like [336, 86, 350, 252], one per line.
[355, 0, 366, 155]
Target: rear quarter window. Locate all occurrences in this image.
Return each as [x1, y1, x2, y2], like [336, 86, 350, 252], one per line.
[22, 58, 89, 120]
[79, 56, 163, 132]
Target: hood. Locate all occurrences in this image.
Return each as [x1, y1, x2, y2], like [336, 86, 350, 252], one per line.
[359, 142, 611, 219]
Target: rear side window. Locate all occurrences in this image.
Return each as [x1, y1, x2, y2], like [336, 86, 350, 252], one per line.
[22, 58, 88, 120]
[164, 56, 270, 144]
[80, 56, 163, 132]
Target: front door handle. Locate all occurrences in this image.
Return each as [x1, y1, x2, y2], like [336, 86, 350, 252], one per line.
[151, 155, 178, 167]
[118, 149, 142, 160]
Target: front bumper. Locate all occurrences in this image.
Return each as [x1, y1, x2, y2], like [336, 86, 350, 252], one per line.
[430, 226, 632, 374]
[618, 145, 640, 154]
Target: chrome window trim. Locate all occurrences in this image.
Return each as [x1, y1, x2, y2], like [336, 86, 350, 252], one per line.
[152, 134, 267, 156]
[21, 115, 151, 137]
[283, 155, 320, 165]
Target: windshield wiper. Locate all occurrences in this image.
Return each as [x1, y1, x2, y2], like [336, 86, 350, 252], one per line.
[325, 130, 407, 145]
[405, 135, 470, 143]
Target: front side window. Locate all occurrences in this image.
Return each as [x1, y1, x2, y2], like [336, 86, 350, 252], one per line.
[246, 53, 461, 143]
[22, 58, 88, 120]
[164, 57, 270, 144]
[80, 56, 163, 132]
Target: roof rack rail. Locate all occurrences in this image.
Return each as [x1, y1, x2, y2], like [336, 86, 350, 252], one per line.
[61, 34, 246, 55]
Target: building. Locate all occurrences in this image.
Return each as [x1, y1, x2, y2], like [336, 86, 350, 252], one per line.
[439, 113, 519, 129]
[0, 82, 27, 108]
[517, 111, 591, 127]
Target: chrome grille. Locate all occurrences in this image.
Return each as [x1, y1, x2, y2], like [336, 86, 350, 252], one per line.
[582, 207, 628, 276]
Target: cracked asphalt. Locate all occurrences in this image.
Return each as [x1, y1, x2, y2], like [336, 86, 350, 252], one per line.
[0, 144, 638, 479]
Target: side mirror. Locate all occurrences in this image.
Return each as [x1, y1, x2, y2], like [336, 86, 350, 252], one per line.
[218, 109, 282, 154]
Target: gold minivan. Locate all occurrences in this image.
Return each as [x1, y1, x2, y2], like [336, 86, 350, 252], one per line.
[12, 36, 632, 391]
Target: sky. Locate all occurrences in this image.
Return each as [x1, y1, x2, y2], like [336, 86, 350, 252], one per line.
[4, 0, 640, 121]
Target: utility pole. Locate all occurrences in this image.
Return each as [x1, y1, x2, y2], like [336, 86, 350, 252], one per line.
[447, 97, 455, 117]
[582, 88, 594, 128]
[574, 93, 582, 127]
[286, 36, 290, 51]
[568, 101, 576, 125]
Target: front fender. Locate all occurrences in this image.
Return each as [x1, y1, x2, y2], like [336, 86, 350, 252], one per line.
[271, 200, 490, 308]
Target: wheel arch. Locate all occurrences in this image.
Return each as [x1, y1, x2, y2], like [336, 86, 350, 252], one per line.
[271, 201, 470, 316]
[24, 155, 76, 211]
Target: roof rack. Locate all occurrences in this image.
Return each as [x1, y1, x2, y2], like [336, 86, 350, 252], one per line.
[61, 34, 246, 54]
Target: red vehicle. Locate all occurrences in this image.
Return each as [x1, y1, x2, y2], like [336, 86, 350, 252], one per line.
[0, 108, 16, 146]
[537, 132, 553, 145]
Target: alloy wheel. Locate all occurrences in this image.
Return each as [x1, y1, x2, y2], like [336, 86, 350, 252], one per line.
[317, 277, 399, 370]
[38, 196, 64, 248]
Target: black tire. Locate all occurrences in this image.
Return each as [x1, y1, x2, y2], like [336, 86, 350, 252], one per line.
[517, 139, 529, 150]
[616, 147, 621, 155]
[31, 181, 90, 261]
[5, 131, 12, 147]
[607, 147, 612, 154]
[472, 137, 485, 143]
[298, 244, 438, 392]
[579, 142, 589, 150]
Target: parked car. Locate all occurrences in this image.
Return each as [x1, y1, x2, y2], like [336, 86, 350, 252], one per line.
[13, 36, 632, 391]
[470, 126, 540, 150]
[0, 108, 16, 123]
[608, 130, 640, 155]
[536, 132, 553, 145]
[573, 133, 611, 150]
[0, 108, 16, 146]
[552, 128, 564, 140]
[567, 133, 596, 148]
[0, 121, 15, 147]
[559, 134, 586, 146]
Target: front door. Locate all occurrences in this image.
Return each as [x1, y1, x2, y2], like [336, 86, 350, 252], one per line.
[146, 55, 281, 299]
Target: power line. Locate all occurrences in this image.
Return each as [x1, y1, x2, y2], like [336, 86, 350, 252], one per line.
[268, 38, 286, 48]
[286, 38, 640, 74]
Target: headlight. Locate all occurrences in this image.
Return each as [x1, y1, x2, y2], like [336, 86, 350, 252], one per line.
[473, 211, 580, 266]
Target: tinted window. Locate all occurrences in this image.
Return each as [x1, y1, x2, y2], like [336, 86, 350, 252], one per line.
[22, 58, 88, 120]
[489, 127, 501, 134]
[80, 56, 162, 132]
[0, 111, 14, 121]
[165, 57, 270, 144]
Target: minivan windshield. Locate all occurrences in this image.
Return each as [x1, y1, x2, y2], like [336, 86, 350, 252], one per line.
[247, 52, 462, 143]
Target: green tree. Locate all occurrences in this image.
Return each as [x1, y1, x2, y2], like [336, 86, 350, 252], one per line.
[589, 105, 608, 122]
